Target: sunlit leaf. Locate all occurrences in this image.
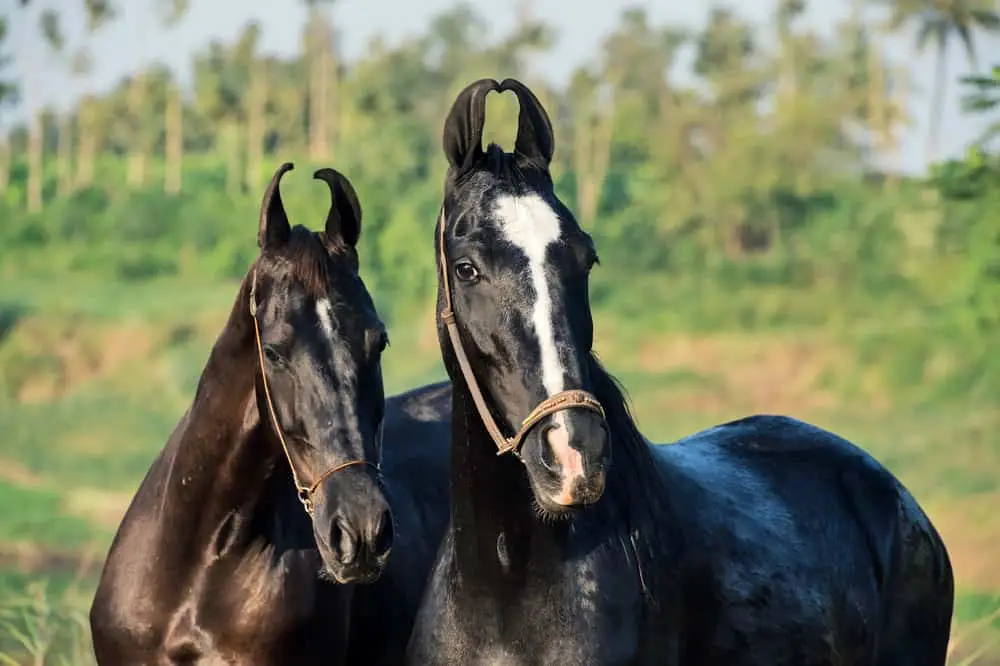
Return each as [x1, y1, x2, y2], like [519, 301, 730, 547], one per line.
[39, 9, 64, 51]
[84, 0, 116, 30]
[159, 0, 188, 27]
[71, 48, 93, 76]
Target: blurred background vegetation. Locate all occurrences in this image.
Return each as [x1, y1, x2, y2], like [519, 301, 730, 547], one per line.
[0, 0, 998, 662]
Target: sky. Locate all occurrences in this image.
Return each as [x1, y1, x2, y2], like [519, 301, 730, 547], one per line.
[6, 0, 1000, 175]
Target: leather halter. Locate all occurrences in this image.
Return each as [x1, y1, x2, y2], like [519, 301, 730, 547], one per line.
[436, 209, 606, 457]
[249, 270, 377, 515]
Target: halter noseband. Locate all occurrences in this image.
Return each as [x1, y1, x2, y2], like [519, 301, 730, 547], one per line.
[437, 209, 606, 457]
[249, 270, 378, 515]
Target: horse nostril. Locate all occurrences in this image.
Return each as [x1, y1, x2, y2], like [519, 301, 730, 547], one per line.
[331, 518, 357, 565]
[539, 426, 559, 472]
[372, 509, 393, 558]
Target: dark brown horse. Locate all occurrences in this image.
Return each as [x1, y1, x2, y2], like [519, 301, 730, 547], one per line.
[89, 163, 451, 665]
[406, 78, 954, 665]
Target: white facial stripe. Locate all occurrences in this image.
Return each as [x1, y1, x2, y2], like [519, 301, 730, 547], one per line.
[316, 297, 337, 344]
[494, 194, 566, 399]
[495, 194, 586, 489]
[315, 297, 358, 435]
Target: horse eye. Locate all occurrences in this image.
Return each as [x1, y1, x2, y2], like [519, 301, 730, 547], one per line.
[263, 345, 283, 365]
[367, 329, 389, 355]
[454, 260, 479, 282]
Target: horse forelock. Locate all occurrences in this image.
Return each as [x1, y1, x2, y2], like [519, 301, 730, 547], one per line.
[254, 227, 357, 302]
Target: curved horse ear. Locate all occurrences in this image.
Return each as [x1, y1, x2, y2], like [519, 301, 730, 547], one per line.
[442, 78, 500, 174]
[258, 162, 294, 249]
[499, 78, 554, 169]
[313, 167, 362, 248]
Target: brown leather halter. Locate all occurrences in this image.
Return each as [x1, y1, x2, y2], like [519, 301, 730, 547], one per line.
[437, 210, 606, 458]
[249, 270, 377, 515]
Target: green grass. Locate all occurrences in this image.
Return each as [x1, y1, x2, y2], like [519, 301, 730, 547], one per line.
[0, 276, 239, 322]
[0, 483, 96, 549]
[0, 394, 180, 491]
[0, 574, 95, 665]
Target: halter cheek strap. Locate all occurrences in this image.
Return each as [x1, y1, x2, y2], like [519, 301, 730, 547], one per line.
[436, 210, 606, 457]
[249, 270, 377, 515]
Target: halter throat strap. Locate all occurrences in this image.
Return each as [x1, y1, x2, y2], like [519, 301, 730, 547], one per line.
[248, 270, 377, 515]
[436, 209, 606, 457]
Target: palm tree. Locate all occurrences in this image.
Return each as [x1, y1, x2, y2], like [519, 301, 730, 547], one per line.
[877, 0, 1000, 164]
[303, 0, 338, 161]
[0, 15, 17, 194]
[160, 0, 188, 195]
[960, 64, 1000, 147]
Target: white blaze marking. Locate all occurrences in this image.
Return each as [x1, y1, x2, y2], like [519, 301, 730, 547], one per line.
[495, 195, 584, 490]
[494, 195, 564, 396]
[315, 297, 357, 436]
[316, 297, 337, 343]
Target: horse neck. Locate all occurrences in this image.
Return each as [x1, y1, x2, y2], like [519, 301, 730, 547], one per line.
[446, 379, 560, 580]
[445, 351, 674, 606]
[160, 276, 284, 530]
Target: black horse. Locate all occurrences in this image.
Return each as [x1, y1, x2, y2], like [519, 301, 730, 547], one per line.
[89, 163, 450, 665]
[406, 78, 954, 665]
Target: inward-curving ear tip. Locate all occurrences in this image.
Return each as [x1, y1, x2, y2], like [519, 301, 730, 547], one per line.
[259, 161, 296, 249]
[442, 78, 503, 173]
[312, 167, 339, 183]
[497, 78, 554, 168]
[313, 166, 363, 248]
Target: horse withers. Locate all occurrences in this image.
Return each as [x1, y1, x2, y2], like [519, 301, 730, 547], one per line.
[89, 163, 450, 666]
[406, 78, 954, 666]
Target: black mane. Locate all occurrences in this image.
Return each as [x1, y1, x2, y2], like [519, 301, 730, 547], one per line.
[586, 353, 675, 601]
[256, 225, 359, 299]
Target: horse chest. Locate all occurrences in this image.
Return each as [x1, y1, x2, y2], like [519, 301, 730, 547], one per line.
[473, 588, 640, 666]
[133, 549, 349, 665]
[413, 550, 644, 666]
[198, 550, 317, 636]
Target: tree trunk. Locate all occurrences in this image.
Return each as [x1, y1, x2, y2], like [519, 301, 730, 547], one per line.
[926, 42, 949, 167]
[517, 0, 535, 78]
[223, 122, 243, 197]
[575, 80, 616, 228]
[868, 40, 886, 183]
[127, 74, 147, 187]
[27, 111, 43, 213]
[0, 136, 9, 195]
[165, 86, 183, 195]
[572, 97, 593, 225]
[585, 106, 614, 226]
[889, 68, 908, 192]
[246, 70, 266, 192]
[328, 48, 339, 160]
[76, 98, 97, 187]
[308, 18, 330, 161]
[127, 148, 146, 187]
[57, 113, 73, 197]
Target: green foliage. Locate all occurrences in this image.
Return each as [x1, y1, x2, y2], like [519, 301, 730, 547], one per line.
[962, 65, 1000, 147]
[0, 4, 995, 398]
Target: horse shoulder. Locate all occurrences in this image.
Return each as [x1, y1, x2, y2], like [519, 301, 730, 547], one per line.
[91, 445, 181, 655]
